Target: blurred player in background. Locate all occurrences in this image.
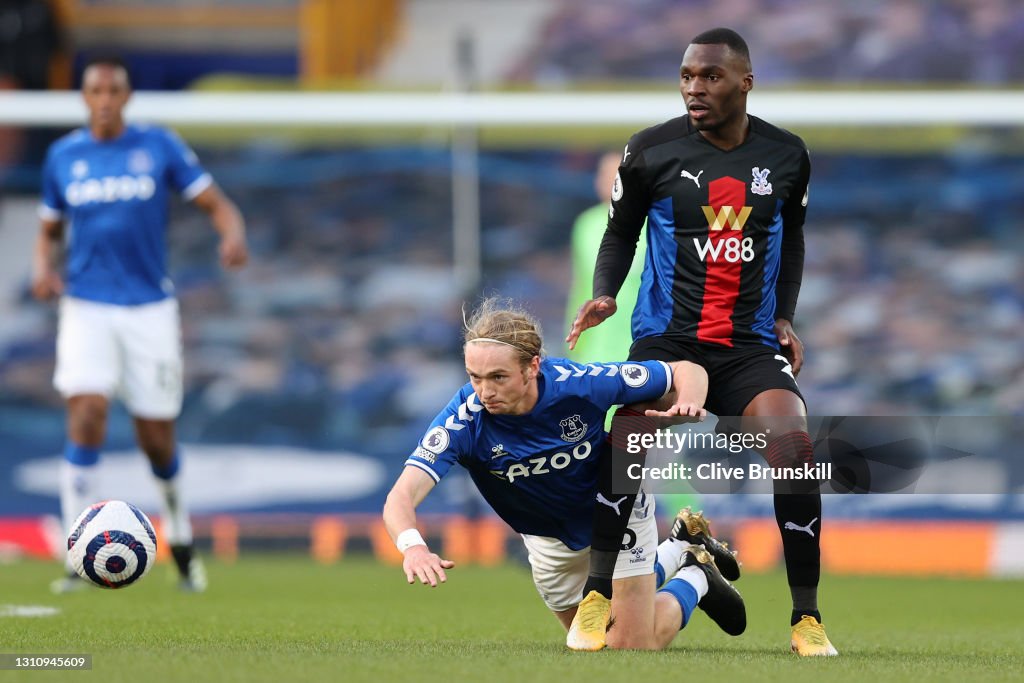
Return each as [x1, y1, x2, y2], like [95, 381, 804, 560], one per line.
[567, 28, 836, 655]
[565, 150, 644, 365]
[383, 298, 745, 650]
[33, 55, 248, 593]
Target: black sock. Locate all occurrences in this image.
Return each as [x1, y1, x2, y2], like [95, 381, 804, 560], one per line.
[774, 492, 822, 608]
[792, 608, 822, 626]
[582, 409, 654, 600]
[766, 430, 822, 616]
[581, 557, 615, 599]
[170, 544, 193, 579]
[582, 441, 634, 600]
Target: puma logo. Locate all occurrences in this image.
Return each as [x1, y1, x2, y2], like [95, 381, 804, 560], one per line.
[784, 517, 819, 537]
[680, 169, 704, 188]
[596, 493, 628, 516]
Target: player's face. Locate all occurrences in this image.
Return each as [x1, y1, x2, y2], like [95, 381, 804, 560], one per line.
[82, 65, 131, 136]
[679, 43, 752, 133]
[464, 344, 540, 416]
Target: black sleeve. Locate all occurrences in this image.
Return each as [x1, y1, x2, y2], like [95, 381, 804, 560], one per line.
[775, 149, 810, 323]
[593, 142, 649, 299]
[593, 224, 638, 299]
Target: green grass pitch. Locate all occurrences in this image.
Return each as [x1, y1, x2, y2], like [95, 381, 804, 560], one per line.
[2, 556, 1021, 682]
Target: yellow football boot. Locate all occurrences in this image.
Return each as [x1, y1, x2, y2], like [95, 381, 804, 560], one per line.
[566, 590, 611, 651]
[791, 615, 839, 656]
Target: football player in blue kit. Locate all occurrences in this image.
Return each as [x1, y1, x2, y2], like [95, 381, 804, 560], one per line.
[33, 55, 248, 593]
[383, 299, 745, 650]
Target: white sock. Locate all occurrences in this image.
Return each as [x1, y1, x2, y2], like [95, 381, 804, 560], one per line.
[672, 565, 709, 600]
[655, 537, 688, 583]
[154, 472, 193, 546]
[60, 461, 99, 571]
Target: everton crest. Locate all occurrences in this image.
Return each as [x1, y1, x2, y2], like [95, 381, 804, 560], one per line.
[559, 414, 587, 443]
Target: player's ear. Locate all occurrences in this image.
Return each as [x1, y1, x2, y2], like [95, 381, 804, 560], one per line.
[741, 72, 753, 93]
[527, 355, 540, 380]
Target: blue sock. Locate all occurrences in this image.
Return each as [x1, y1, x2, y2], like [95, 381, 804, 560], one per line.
[150, 448, 180, 480]
[64, 442, 100, 466]
[61, 443, 101, 551]
[654, 553, 666, 587]
[659, 578, 699, 630]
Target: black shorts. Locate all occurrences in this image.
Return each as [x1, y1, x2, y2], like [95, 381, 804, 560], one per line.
[628, 335, 804, 417]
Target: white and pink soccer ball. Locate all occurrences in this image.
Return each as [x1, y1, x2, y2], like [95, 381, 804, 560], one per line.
[67, 500, 158, 589]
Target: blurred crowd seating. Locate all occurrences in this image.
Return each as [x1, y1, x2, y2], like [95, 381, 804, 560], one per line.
[1, 140, 1021, 461]
[509, 0, 1024, 84]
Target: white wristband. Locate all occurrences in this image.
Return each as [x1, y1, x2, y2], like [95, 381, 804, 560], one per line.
[396, 528, 426, 554]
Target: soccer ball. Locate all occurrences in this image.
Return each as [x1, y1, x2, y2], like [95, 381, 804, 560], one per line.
[67, 500, 158, 589]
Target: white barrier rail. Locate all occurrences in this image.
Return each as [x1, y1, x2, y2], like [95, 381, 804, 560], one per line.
[2, 90, 1023, 127]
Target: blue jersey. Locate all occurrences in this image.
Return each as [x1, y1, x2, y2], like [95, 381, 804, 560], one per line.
[406, 357, 672, 550]
[38, 124, 212, 306]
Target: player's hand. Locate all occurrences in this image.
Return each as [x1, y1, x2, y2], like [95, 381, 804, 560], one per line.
[31, 270, 64, 300]
[565, 296, 617, 350]
[644, 402, 706, 422]
[775, 319, 803, 376]
[219, 233, 248, 270]
[402, 545, 455, 587]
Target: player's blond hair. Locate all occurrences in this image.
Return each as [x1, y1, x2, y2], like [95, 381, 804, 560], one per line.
[463, 298, 544, 366]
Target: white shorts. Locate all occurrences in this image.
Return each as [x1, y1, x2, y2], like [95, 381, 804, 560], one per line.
[521, 492, 657, 612]
[54, 296, 183, 419]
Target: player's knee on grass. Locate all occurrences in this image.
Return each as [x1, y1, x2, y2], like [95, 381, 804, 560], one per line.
[605, 574, 658, 650]
[652, 592, 685, 648]
[605, 626, 658, 651]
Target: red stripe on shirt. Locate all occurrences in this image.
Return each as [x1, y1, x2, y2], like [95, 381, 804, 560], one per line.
[697, 176, 746, 346]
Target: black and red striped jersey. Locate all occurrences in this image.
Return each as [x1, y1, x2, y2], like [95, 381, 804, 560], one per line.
[606, 114, 810, 349]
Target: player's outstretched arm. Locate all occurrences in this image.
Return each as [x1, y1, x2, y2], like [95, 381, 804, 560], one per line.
[192, 184, 248, 270]
[644, 361, 708, 421]
[774, 318, 804, 376]
[383, 467, 455, 587]
[31, 218, 64, 300]
[565, 296, 617, 350]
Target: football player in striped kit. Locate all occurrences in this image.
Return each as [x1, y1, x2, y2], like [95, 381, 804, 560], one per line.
[567, 28, 836, 656]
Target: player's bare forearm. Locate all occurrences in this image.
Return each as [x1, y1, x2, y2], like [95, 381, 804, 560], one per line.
[32, 223, 61, 274]
[645, 361, 708, 420]
[383, 486, 421, 544]
[193, 184, 248, 269]
[670, 360, 709, 415]
[211, 200, 247, 269]
[31, 221, 64, 300]
[383, 468, 454, 586]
